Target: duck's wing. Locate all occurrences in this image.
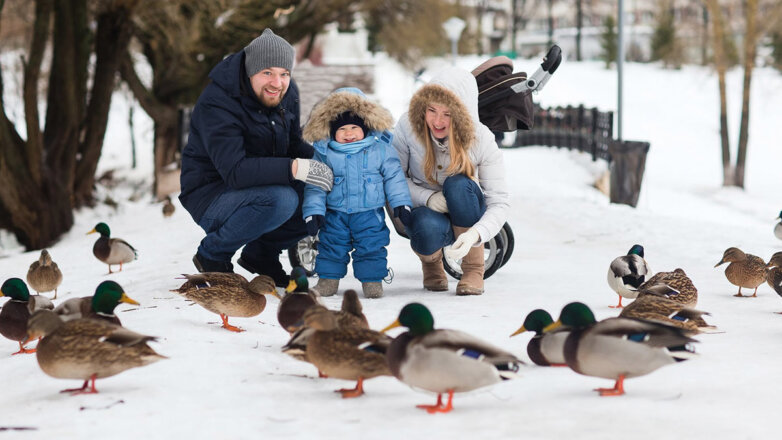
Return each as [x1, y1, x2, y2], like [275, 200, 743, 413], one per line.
[593, 317, 698, 348]
[419, 329, 521, 366]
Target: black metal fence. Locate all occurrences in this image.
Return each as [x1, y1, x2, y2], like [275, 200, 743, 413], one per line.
[512, 104, 614, 162]
[510, 104, 650, 208]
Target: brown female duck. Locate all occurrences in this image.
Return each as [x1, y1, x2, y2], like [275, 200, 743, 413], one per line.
[26, 310, 165, 394]
[174, 273, 279, 332]
[26, 249, 63, 299]
[715, 247, 767, 297]
[766, 252, 782, 312]
[619, 294, 715, 333]
[636, 268, 698, 307]
[302, 305, 391, 398]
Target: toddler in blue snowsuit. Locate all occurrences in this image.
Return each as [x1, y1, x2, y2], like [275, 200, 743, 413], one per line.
[301, 87, 412, 298]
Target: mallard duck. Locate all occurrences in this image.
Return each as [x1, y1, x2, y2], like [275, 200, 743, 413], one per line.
[278, 267, 320, 334]
[173, 273, 279, 332]
[715, 247, 767, 297]
[26, 309, 165, 394]
[382, 303, 521, 413]
[607, 244, 650, 308]
[510, 309, 568, 366]
[619, 294, 715, 333]
[54, 281, 139, 325]
[0, 278, 54, 354]
[282, 290, 368, 367]
[162, 196, 175, 217]
[637, 268, 698, 307]
[301, 305, 391, 398]
[544, 302, 698, 396]
[774, 211, 782, 240]
[87, 222, 138, 274]
[26, 249, 63, 299]
[766, 252, 782, 312]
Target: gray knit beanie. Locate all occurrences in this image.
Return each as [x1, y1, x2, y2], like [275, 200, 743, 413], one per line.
[243, 28, 295, 77]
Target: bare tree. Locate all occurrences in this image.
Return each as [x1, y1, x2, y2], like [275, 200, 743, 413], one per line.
[0, 0, 137, 250]
[706, 0, 782, 187]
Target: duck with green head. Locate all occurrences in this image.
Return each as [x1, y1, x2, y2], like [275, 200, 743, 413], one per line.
[0, 277, 54, 354]
[510, 309, 568, 366]
[382, 303, 521, 413]
[607, 244, 650, 308]
[87, 222, 138, 274]
[278, 267, 320, 334]
[775, 211, 782, 241]
[26, 309, 166, 395]
[544, 302, 698, 396]
[54, 281, 140, 326]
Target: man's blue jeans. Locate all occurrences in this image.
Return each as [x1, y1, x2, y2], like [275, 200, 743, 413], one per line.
[406, 174, 486, 255]
[196, 183, 307, 263]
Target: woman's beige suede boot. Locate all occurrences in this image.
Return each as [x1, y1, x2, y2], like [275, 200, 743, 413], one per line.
[452, 226, 484, 295]
[415, 249, 449, 291]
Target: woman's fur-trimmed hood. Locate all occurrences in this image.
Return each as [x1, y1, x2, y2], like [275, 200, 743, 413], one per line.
[408, 67, 479, 149]
[303, 87, 394, 143]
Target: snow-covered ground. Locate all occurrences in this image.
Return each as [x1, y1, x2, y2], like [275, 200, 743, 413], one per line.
[2, 52, 782, 439]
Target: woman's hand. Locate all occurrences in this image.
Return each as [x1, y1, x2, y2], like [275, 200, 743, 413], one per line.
[444, 228, 480, 260]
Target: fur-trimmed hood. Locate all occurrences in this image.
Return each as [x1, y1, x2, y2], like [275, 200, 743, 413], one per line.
[303, 87, 394, 143]
[408, 67, 480, 149]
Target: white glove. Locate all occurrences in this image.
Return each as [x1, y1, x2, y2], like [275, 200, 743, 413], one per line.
[444, 228, 480, 261]
[426, 191, 448, 213]
[294, 159, 333, 191]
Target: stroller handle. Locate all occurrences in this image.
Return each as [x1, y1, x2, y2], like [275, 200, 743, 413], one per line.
[541, 45, 562, 74]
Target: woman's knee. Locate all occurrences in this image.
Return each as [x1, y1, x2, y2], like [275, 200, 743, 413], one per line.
[442, 174, 476, 196]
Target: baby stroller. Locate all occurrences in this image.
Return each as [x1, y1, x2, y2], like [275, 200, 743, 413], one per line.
[289, 46, 562, 280]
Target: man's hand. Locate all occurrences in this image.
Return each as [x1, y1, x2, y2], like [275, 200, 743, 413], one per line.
[393, 205, 412, 228]
[444, 228, 480, 261]
[426, 191, 448, 213]
[305, 215, 324, 237]
[294, 159, 333, 192]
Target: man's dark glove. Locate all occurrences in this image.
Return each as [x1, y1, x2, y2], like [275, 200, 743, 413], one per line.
[305, 215, 324, 237]
[393, 205, 413, 228]
[294, 159, 333, 192]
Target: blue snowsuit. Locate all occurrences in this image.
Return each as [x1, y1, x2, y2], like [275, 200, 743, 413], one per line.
[302, 130, 412, 282]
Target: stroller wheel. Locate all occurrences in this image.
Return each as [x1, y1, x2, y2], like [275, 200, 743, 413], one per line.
[443, 229, 506, 280]
[288, 235, 318, 277]
[499, 222, 514, 267]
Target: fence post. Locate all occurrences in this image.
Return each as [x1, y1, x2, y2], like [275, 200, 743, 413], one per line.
[608, 140, 650, 207]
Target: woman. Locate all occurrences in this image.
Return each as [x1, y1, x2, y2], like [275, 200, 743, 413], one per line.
[392, 66, 509, 295]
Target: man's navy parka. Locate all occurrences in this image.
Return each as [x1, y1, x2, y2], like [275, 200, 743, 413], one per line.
[179, 51, 313, 223]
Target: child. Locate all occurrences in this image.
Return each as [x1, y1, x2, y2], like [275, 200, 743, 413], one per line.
[301, 87, 412, 298]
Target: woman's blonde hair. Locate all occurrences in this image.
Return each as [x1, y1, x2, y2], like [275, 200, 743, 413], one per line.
[422, 114, 475, 185]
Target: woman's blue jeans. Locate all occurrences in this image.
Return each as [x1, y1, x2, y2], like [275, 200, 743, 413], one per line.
[406, 174, 486, 255]
[196, 184, 307, 263]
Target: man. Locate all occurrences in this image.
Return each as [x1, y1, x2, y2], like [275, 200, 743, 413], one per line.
[179, 29, 333, 286]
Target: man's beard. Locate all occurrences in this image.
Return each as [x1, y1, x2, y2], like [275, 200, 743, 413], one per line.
[259, 87, 286, 107]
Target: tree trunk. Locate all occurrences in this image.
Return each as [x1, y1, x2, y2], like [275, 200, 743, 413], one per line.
[735, 0, 757, 188]
[575, 0, 582, 61]
[73, 3, 137, 206]
[0, 0, 137, 250]
[706, 0, 734, 186]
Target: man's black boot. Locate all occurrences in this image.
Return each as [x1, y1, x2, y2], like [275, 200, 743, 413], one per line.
[237, 255, 289, 287]
[193, 253, 233, 273]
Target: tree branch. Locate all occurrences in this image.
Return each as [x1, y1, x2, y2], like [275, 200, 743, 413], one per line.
[119, 49, 169, 121]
